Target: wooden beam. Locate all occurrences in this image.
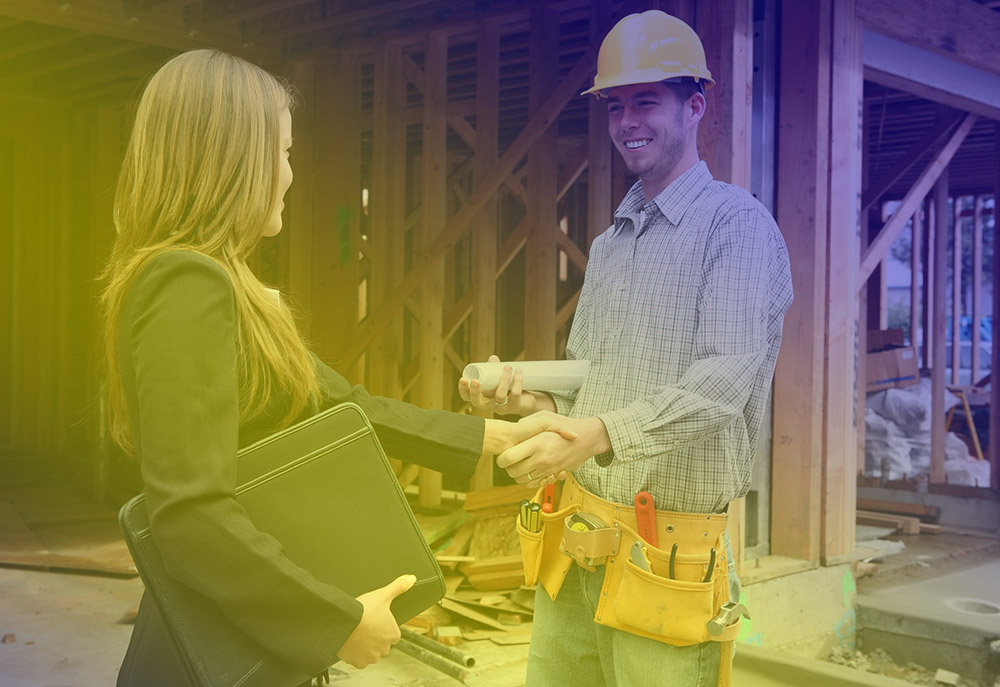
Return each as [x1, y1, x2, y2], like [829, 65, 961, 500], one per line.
[554, 227, 588, 275]
[925, 200, 934, 361]
[337, 41, 599, 366]
[524, 5, 559, 360]
[556, 139, 589, 203]
[0, 42, 150, 88]
[0, 26, 82, 63]
[770, 0, 828, 563]
[311, 51, 361, 377]
[417, 31, 448, 508]
[469, 18, 501, 491]
[930, 169, 948, 484]
[991, 122, 1000, 490]
[555, 290, 581, 330]
[0, 0, 279, 62]
[857, 0, 1000, 79]
[696, 0, 752, 187]
[971, 196, 984, 381]
[911, 206, 922, 364]
[496, 217, 528, 278]
[369, 42, 406, 397]
[821, 0, 861, 563]
[191, 0, 306, 30]
[860, 110, 963, 215]
[951, 197, 962, 384]
[287, 58, 314, 326]
[586, 0, 613, 252]
[276, 0, 568, 54]
[856, 113, 977, 291]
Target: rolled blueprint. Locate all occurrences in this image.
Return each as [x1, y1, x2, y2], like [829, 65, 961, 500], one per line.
[462, 360, 590, 392]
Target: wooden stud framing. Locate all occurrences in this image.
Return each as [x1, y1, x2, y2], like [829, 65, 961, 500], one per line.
[952, 197, 962, 384]
[586, 0, 613, 251]
[923, 200, 933, 367]
[697, 0, 752, 188]
[416, 32, 449, 508]
[860, 111, 962, 216]
[287, 58, 315, 322]
[524, 6, 559, 361]
[336, 41, 599, 367]
[972, 196, 983, 382]
[469, 19, 501, 491]
[857, 113, 977, 291]
[370, 42, 406, 399]
[856, 0, 1000, 77]
[931, 169, 948, 484]
[771, 0, 829, 563]
[311, 51, 361, 379]
[822, 0, 861, 562]
[991, 122, 1000, 490]
[911, 207, 922, 364]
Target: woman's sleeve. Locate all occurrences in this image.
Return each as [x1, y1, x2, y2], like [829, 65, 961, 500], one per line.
[313, 360, 485, 484]
[128, 251, 361, 675]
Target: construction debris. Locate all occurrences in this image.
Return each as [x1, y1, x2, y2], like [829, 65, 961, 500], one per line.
[934, 669, 961, 686]
[395, 482, 539, 676]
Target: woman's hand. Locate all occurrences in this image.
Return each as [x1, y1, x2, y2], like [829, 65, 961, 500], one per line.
[483, 412, 579, 457]
[459, 355, 551, 417]
[497, 413, 612, 489]
[336, 574, 415, 669]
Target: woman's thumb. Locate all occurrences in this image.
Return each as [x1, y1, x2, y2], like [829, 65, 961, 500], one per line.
[385, 574, 417, 598]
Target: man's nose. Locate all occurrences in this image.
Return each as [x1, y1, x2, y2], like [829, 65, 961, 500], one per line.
[619, 105, 639, 130]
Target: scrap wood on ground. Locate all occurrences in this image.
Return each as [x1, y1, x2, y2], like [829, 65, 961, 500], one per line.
[406, 483, 538, 653]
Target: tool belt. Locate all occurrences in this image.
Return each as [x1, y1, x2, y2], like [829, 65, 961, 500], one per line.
[515, 475, 745, 648]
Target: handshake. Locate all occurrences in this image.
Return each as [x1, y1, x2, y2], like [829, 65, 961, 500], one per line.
[459, 355, 611, 489]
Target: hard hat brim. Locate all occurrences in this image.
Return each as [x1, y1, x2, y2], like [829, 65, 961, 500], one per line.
[581, 72, 715, 98]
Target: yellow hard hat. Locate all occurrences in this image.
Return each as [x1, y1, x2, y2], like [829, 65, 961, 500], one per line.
[582, 10, 714, 97]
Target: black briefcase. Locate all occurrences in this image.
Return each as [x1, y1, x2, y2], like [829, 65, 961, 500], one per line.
[119, 402, 446, 687]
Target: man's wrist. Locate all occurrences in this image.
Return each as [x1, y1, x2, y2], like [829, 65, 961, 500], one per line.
[579, 416, 612, 457]
[521, 391, 555, 415]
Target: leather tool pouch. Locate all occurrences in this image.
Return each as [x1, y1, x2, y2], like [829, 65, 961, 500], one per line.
[594, 521, 740, 646]
[515, 485, 579, 600]
[559, 519, 620, 571]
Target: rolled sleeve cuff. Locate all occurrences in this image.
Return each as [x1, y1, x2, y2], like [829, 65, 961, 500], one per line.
[549, 391, 576, 417]
[594, 407, 646, 466]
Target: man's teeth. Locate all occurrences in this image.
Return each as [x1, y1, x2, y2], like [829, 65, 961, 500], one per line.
[625, 139, 650, 149]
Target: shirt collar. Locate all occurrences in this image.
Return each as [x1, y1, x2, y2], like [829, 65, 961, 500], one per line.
[612, 161, 713, 236]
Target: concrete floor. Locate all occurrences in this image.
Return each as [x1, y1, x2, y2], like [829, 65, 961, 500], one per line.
[2, 480, 999, 687]
[1, 563, 924, 687]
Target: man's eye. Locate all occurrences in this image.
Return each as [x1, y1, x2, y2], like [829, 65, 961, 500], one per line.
[638, 100, 656, 107]
[607, 104, 622, 114]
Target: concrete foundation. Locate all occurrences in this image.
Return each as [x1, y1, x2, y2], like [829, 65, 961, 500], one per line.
[857, 560, 1000, 684]
[738, 563, 858, 658]
[857, 486, 1000, 531]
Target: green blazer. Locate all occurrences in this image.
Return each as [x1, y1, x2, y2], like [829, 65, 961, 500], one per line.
[117, 249, 484, 676]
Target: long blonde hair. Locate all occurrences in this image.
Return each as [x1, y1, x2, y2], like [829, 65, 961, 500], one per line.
[102, 49, 319, 452]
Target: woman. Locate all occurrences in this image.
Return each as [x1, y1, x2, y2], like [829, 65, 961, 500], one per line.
[104, 50, 559, 685]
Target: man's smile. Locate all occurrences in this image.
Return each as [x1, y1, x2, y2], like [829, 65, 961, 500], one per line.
[624, 138, 652, 150]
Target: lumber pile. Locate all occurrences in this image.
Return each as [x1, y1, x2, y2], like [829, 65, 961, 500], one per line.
[0, 500, 137, 576]
[406, 483, 538, 652]
[855, 497, 942, 535]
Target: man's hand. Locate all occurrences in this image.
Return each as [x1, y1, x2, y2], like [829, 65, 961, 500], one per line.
[498, 412, 612, 488]
[459, 355, 555, 417]
[482, 411, 578, 456]
[336, 574, 414, 669]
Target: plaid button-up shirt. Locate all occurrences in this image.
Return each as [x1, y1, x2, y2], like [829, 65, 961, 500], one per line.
[551, 161, 793, 513]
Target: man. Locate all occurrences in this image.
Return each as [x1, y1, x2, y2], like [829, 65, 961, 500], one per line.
[460, 10, 792, 687]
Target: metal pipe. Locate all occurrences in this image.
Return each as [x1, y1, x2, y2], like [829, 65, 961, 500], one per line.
[400, 627, 476, 667]
[394, 636, 475, 685]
